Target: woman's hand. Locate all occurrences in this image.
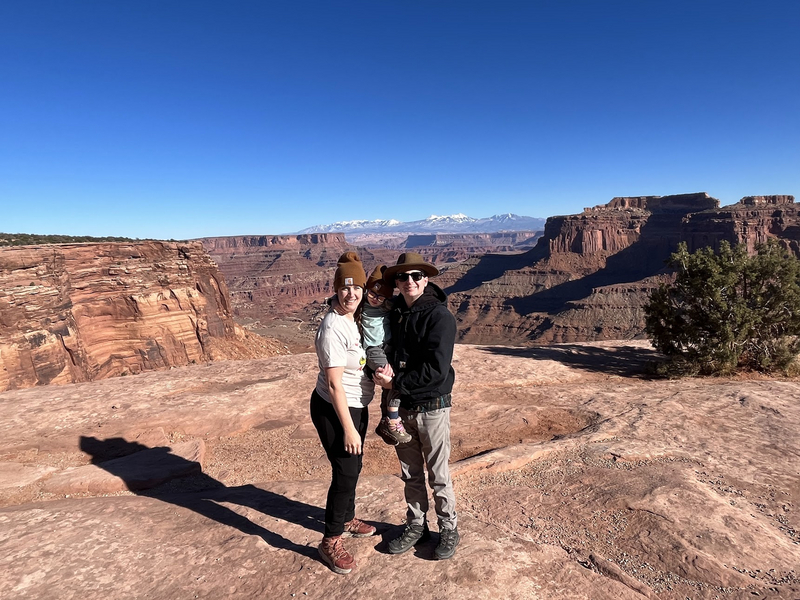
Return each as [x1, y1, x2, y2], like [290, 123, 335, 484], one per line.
[344, 426, 362, 455]
[324, 366, 363, 454]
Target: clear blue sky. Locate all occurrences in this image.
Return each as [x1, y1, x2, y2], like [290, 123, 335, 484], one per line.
[2, 1, 798, 239]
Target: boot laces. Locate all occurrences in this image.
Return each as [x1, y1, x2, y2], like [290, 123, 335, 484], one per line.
[328, 537, 349, 560]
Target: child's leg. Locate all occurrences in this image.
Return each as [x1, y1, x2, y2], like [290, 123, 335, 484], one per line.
[375, 389, 411, 445]
[366, 346, 391, 419]
[380, 388, 390, 419]
[386, 390, 401, 420]
[365, 346, 388, 374]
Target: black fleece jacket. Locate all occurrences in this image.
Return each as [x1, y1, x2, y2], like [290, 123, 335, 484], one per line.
[388, 281, 456, 405]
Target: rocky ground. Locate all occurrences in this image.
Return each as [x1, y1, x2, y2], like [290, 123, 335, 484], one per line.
[0, 341, 798, 599]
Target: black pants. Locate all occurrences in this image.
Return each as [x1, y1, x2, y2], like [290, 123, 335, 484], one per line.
[310, 389, 368, 537]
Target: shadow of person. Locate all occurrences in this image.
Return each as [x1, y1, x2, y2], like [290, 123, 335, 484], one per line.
[79, 435, 324, 559]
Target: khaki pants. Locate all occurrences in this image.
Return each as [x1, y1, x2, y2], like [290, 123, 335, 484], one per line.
[395, 407, 457, 531]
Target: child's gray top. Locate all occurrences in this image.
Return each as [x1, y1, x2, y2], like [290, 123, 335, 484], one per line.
[361, 303, 391, 349]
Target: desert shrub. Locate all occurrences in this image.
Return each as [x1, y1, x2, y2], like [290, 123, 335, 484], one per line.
[0, 233, 159, 246]
[645, 240, 800, 376]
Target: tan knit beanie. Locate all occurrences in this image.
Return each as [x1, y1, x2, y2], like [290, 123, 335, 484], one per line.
[333, 252, 367, 292]
[366, 264, 393, 299]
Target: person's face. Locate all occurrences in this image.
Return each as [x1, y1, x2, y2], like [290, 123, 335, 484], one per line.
[337, 285, 363, 314]
[366, 289, 385, 307]
[396, 269, 428, 305]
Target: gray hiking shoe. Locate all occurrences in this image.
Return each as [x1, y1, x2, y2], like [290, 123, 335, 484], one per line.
[387, 522, 430, 554]
[434, 527, 460, 560]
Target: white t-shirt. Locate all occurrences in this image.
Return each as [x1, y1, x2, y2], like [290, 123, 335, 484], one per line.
[315, 310, 375, 408]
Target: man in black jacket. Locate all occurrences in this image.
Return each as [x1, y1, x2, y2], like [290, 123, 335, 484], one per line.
[374, 252, 459, 560]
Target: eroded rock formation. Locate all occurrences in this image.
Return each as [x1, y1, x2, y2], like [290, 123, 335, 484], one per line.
[196, 193, 799, 348]
[199, 233, 371, 318]
[683, 194, 800, 253]
[401, 232, 540, 263]
[444, 193, 797, 344]
[197, 233, 539, 345]
[0, 241, 280, 391]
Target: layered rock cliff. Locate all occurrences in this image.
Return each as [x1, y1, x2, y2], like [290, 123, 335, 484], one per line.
[401, 232, 540, 263]
[445, 193, 800, 344]
[683, 194, 800, 253]
[444, 193, 720, 344]
[198, 234, 372, 319]
[199, 194, 798, 348]
[0, 241, 281, 391]
[197, 232, 539, 327]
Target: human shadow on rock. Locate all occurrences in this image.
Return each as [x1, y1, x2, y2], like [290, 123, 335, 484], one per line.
[79, 436, 323, 559]
[481, 343, 660, 378]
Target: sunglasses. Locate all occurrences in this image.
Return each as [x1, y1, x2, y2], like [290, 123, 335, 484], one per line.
[395, 271, 426, 282]
[367, 289, 383, 300]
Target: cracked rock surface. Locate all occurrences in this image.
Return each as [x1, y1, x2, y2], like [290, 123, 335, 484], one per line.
[0, 341, 798, 599]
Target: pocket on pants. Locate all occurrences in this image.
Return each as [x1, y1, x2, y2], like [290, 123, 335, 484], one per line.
[424, 408, 445, 416]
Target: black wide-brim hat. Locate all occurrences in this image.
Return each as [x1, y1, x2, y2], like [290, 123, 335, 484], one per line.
[383, 252, 439, 282]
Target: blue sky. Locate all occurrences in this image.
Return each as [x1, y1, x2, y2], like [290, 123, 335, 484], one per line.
[2, 1, 798, 239]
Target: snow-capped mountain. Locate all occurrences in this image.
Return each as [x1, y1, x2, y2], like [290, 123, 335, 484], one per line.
[295, 213, 545, 234]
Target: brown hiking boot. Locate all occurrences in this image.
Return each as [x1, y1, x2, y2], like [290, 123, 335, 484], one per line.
[375, 416, 412, 446]
[318, 535, 355, 574]
[343, 517, 376, 537]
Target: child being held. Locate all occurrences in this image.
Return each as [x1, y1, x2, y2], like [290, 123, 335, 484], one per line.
[362, 265, 411, 446]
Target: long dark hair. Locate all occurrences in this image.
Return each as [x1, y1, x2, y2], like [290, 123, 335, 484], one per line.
[354, 290, 366, 330]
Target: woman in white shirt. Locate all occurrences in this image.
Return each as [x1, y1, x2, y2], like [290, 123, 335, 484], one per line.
[310, 251, 377, 575]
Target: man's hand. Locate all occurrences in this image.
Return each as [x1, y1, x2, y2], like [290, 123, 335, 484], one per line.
[373, 365, 393, 389]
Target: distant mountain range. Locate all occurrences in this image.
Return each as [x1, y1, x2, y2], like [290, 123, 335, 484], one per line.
[295, 213, 546, 234]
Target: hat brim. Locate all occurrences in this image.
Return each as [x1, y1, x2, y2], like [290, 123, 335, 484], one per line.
[384, 262, 439, 282]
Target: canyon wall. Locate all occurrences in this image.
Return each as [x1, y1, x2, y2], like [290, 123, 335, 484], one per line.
[198, 233, 368, 320]
[13, 195, 798, 391]
[682, 195, 800, 254]
[197, 232, 538, 327]
[444, 193, 800, 345]
[0, 241, 281, 391]
[401, 232, 540, 263]
[196, 193, 798, 349]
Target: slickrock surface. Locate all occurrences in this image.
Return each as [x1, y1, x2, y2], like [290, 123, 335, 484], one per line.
[0, 241, 285, 391]
[0, 342, 798, 599]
